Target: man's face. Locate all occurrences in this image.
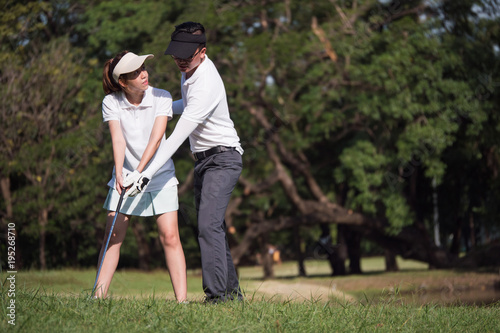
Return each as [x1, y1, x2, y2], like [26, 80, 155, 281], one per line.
[172, 47, 206, 74]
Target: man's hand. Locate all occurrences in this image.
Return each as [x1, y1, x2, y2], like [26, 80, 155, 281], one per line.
[123, 170, 150, 197]
[123, 170, 141, 188]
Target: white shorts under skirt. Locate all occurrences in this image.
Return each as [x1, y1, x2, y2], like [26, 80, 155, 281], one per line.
[103, 186, 178, 217]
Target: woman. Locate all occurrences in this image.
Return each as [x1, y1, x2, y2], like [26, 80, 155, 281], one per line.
[94, 51, 187, 302]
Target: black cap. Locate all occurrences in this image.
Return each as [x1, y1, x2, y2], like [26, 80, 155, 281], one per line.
[164, 31, 206, 59]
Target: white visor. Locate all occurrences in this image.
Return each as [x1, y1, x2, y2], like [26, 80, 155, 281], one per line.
[112, 52, 154, 82]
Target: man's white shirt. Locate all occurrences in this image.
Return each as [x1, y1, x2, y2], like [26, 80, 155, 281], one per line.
[144, 55, 242, 179]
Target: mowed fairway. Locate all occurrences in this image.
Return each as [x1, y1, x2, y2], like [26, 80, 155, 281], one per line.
[2, 257, 499, 332]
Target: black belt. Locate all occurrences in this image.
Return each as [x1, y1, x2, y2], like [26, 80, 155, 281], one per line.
[193, 146, 236, 161]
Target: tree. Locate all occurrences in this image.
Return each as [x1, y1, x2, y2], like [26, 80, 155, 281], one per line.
[434, 0, 500, 259]
[177, 0, 499, 273]
[1, 0, 498, 272]
[0, 1, 104, 269]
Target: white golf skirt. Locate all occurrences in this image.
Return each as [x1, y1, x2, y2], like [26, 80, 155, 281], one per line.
[103, 185, 178, 217]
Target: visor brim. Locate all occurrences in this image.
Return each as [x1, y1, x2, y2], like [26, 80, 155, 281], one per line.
[164, 41, 201, 59]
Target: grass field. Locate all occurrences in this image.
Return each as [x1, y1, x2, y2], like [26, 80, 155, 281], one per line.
[1, 257, 499, 332]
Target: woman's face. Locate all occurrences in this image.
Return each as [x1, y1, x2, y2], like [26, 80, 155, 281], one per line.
[120, 64, 149, 93]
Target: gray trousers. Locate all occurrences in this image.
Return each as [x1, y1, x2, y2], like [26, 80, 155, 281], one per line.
[194, 149, 243, 300]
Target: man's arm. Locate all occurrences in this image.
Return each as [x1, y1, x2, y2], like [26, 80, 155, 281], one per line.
[124, 117, 197, 195]
[123, 117, 199, 196]
[172, 99, 184, 115]
[144, 116, 198, 178]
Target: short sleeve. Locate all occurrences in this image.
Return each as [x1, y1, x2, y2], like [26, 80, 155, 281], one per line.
[155, 89, 173, 120]
[102, 94, 119, 123]
[181, 65, 224, 124]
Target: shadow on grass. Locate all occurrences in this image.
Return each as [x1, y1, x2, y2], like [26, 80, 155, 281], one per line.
[242, 268, 435, 281]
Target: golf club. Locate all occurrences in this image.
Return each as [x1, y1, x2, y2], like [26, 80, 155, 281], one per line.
[91, 188, 127, 298]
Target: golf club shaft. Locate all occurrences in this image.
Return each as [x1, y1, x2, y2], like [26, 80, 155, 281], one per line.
[91, 188, 127, 297]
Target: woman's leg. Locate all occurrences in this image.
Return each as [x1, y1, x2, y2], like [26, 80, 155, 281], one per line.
[94, 211, 129, 298]
[156, 211, 187, 302]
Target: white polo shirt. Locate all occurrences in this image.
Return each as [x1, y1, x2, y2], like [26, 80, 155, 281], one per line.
[142, 55, 243, 179]
[180, 55, 243, 154]
[102, 86, 178, 191]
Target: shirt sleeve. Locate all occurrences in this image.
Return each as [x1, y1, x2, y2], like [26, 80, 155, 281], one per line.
[180, 77, 222, 124]
[102, 95, 119, 122]
[142, 117, 199, 179]
[172, 99, 184, 115]
[156, 89, 173, 119]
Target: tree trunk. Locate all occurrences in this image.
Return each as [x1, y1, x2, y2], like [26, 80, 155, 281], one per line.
[384, 248, 399, 272]
[0, 177, 13, 218]
[319, 224, 337, 276]
[259, 233, 274, 279]
[39, 208, 48, 270]
[346, 227, 362, 274]
[131, 221, 151, 271]
[262, 246, 274, 279]
[71, 233, 79, 267]
[450, 217, 463, 257]
[468, 212, 476, 249]
[293, 225, 306, 277]
[432, 177, 441, 246]
[1, 177, 22, 268]
[334, 225, 347, 276]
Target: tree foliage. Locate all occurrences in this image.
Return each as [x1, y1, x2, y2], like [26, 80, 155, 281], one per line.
[1, 0, 499, 272]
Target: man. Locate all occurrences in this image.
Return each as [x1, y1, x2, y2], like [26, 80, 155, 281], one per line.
[125, 22, 243, 303]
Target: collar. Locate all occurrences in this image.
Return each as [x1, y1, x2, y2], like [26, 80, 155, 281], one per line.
[183, 55, 210, 83]
[117, 86, 154, 109]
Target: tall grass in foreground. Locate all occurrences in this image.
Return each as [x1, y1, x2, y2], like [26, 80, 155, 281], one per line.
[2, 260, 499, 331]
[1, 287, 499, 332]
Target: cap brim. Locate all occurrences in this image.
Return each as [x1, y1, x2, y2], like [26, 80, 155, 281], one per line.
[123, 54, 153, 73]
[113, 53, 154, 82]
[164, 41, 200, 59]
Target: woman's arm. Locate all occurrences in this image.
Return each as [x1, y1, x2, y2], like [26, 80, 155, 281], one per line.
[108, 120, 127, 194]
[135, 115, 168, 173]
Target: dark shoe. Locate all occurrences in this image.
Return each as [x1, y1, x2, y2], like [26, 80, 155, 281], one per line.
[203, 294, 244, 304]
[203, 296, 223, 304]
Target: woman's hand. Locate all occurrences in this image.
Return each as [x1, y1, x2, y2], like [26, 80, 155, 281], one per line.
[115, 173, 125, 194]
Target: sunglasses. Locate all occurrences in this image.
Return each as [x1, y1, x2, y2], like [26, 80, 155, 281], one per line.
[171, 48, 203, 62]
[122, 64, 146, 80]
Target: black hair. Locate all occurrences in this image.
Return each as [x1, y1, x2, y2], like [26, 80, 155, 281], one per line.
[174, 21, 205, 34]
[173, 21, 206, 48]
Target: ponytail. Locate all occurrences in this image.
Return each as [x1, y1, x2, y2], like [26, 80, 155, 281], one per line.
[102, 51, 128, 95]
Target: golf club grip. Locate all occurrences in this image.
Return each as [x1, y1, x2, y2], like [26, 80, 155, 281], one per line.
[116, 187, 127, 211]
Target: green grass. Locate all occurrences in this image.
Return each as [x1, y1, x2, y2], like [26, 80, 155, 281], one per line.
[1, 258, 499, 332]
[7, 257, 431, 301]
[2, 287, 499, 332]
[13, 269, 206, 300]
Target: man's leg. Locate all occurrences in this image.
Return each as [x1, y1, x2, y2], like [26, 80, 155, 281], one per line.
[194, 151, 242, 301]
[223, 226, 243, 299]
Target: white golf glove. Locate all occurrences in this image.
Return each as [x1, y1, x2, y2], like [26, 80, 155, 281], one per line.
[123, 170, 150, 197]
